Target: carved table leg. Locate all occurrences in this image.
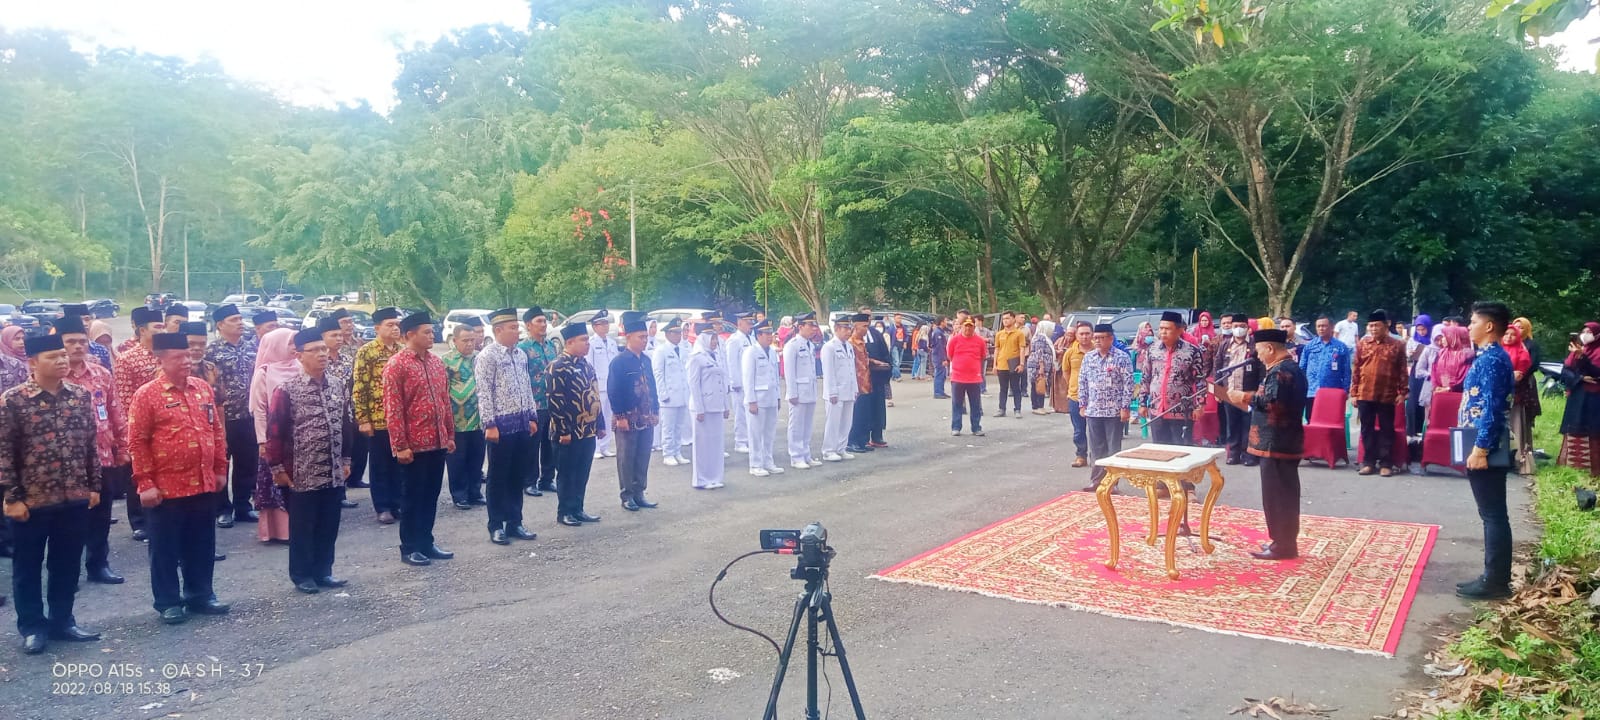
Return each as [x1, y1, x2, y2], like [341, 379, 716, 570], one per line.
[1144, 481, 1160, 546]
[1200, 463, 1226, 555]
[1097, 475, 1120, 571]
[1164, 478, 1189, 580]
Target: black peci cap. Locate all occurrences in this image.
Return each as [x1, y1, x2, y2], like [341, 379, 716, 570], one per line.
[522, 306, 545, 322]
[24, 334, 64, 357]
[316, 316, 341, 335]
[213, 304, 241, 322]
[1254, 329, 1289, 344]
[1160, 311, 1185, 325]
[179, 321, 207, 336]
[461, 315, 484, 328]
[293, 327, 324, 350]
[561, 322, 588, 341]
[1094, 323, 1114, 334]
[372, 307, 401, 323]
[54, 316, 87, 336]
[62, 303, 89, 317]
[253, 309, 279, 325]
[152, 333, 187, 352]
[165, 304, 190, 319]
[399, 311, 432, 333]
[131, 307, 163, 326]
[330, 308, 351, 320]
[1368, 309, 1388, 323]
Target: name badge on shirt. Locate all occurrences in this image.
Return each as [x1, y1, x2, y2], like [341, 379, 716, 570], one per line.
[1331, 361, 1339, 371]
[93, 391, 108, 421]
[204, 403, 216, 424]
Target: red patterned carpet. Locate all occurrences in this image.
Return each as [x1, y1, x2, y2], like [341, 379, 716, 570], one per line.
[872, 492, 1437, 656]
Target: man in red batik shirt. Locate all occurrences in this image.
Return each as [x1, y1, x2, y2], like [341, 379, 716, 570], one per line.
[383, 311, 456, 567]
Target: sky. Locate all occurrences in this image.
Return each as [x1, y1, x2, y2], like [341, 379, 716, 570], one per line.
[0, 0, 531, 112]
[0, 1, 1595, 112]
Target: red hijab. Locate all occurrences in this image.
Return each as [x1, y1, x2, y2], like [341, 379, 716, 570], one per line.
[1195, 312, 1216, 342]
[1502, 323, 1530, 373]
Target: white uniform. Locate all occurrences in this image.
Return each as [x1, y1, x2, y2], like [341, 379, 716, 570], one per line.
[686, 336, 727, 488]
[587, 331, 619, 456]
[782, 334, 819, 466]
[820, 335, 857, 458]
[723, 329, 753, 451]
[652, 337, 691, 462]
[742, 341, 782, 473]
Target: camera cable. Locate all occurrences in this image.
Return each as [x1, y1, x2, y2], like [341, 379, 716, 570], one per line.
[709, 550, 783, 657]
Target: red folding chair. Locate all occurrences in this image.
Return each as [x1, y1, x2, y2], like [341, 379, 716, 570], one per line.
[1193, 394, 1220, 446]
[1357, 402, 1410, 469]
[1420, 391, 1465, 475]
[1302, 387, 1349, 467]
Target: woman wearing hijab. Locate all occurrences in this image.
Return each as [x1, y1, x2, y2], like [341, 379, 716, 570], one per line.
[1432, 326, 1476, 394]
[89, 320, 116, 358]
[249, 328, 298, 543]
[1559, 322, 1600, 477]
[1502, 322, 1539, 476]
[1405, 315, 1435, 435]
[686, 329, 729, 489]
[1025, 320, 1058, 415]
[1194, 312, 1216, 347]
[1415, 331, 1444, 412]
[1, 325, 26, 360]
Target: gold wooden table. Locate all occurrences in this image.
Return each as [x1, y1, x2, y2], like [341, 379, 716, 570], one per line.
[1092, 444, 1227, 580]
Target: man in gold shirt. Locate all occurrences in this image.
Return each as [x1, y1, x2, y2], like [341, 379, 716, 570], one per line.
[992, 311, 1028, 418]
[1060, 321, 1093, 466]
[352, 307, 403, 524]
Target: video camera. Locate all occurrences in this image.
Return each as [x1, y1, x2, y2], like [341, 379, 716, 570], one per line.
[760, 522, 834, 581]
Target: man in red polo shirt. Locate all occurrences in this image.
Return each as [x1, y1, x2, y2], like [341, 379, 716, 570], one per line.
[128, 332, 231, 625]
[947, 317, 988, 437]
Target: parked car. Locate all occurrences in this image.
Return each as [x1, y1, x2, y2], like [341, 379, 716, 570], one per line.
[85, 299, 120, 318]
[561, 308, 632, 338]
[443, 309, 492, 341]
[267, 296, 312, 317]
[1108, 308, 1198, 342]
[170, 300, 209, 324]
[304, 308, 376, 342]
[0, 304, 42, 334]
[311, 295, 339, 311]
[270, 293, 305, 304]
[21, 299, 66, 323]
[222, 293, 264, 306]
[145, 292, 178, 310]
[644, 308, 735, 342]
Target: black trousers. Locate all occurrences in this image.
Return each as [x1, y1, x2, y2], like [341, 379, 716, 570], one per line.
[525, 421, 557, 490]
[950, 382, 983, 432]
[220, 418, 259, 518]
[286, 486, 342, 581]
[397, 449, 447, 554]
[1085, 415, 1125, 485]
[446, 428, 486, 504]
[615, 427, 653, 502]
[348, 431, 370, 487]
[1303, 393, 1317, 424]
[83, 465, 118, 573]
[1149, 418, 1193, 445]
[996, 368, 1024, 412]
[117, 463, 145, 532]
[486, 430, 530, 532]
[147, 493, 217, 612]
[1258, 457, 1301, 553]
[368, 429, 401, 515]
[848, 384, 887, 446]
[1221, 405, 1251, 460]
[1467, 467, 1513, 586]
[1406, 377, 1427, 435]
[1357, 400, 1397, 468]
[555, 436, 596, 518]
[11, 503, 89, 635]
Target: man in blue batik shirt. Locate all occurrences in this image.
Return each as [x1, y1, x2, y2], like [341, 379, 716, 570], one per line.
[1456, 301, 1515, 601]
[1299, 316, 1352, 422]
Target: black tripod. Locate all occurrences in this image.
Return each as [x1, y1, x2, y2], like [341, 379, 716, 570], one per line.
[762, 565, 867, 720]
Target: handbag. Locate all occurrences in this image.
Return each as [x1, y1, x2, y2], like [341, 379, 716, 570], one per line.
[1449, 425, 1512, 469]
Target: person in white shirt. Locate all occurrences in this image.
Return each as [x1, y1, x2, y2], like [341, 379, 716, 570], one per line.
[723, 312, 756, 454]
[686, 315, 729, 489]
[820, 317, 858, 462]
[1333, 310, 1360, 348]
[586, 311, 620, 459]
[782, 313, 824, 469]
[651, 319, 691, 465]
[742, 321, 784, 477]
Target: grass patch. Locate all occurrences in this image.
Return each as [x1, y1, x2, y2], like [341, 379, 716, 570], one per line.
[1405, 392, 1600, 719]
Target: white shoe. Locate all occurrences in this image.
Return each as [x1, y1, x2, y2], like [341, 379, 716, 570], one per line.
[674, 454, 690, 464]
[750, 468, 770, 477]
[593, 452, 604, 460]
[662, 456, 680, 467]
[791, 462, 812, 470]
[723, 452, 731, 458]
[766, 466, 785, 475]
[808, 460, 826, 468]
[841, 452, 857, 460]
[822, 453, 843, 462]
[735, 446, 751, 454]
[603, 450, 617, 458]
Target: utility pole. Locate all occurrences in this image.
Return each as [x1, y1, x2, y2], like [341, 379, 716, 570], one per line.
[629, 187, 638, 310]
[183, 225, 190, 300]
[239, 259, 245, 296]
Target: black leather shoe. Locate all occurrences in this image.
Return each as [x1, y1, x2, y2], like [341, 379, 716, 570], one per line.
[236, 510, 260, 523]
[21, 634, 46, 654]
[159, 607, 188, 625]
[402, 551, 432, 566]
[1224, 455, 1241, 465]
[455, 501, 473, 510]
[469, 498, 487, 506]
[216, 514, 235, 529]
[214, 552, 226, 562]
[575, 512, 601, 523]
[187, 599, 231, 616]
[523, 486, 543, 497]
[314, 576, 347, 588]
[295, 579, 320, 594]
[131, 529, 149, 542]
[557, 515, 583, 527]
[845, 445, 869, 454]
[1456, 575, 1486, 589]
[1456, 578, 1513, 600]
[49, 625, 101, 642]
[1249, 547, 1298, 561]
[87, 567, 125, 584]
[1242, 456, 1260, 467]
[538, 482, 557, 493]
[490, 528, 510, 545]
[340, 499, 359, 509]
[635, 496, 658, 509]
[347, 478, 371, 488]
[422, 545, 454, 560]
[622, 499, 641, 512]
[508, 526, 537, 541]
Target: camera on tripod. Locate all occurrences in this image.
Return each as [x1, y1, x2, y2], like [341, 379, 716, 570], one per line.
[760, 522, 834, 580]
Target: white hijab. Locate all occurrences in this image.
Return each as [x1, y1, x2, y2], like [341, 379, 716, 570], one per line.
[691, 328, 719, 356]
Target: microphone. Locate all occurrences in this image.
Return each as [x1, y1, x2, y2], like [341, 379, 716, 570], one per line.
[1210, 359, 1255, 381]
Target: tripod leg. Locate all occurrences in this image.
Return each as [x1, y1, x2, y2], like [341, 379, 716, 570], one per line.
[806, 596, 821, 720]
[763, 591, 811, 720]
[819, 593, 868, 720]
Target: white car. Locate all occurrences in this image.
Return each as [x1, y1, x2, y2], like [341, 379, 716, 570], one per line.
[311, 295, 338, 310]
[176, 300, 209, 324]
[221, 293, 263, 306]
[559, 308, 631, 338]
[443, 309, 493, 341]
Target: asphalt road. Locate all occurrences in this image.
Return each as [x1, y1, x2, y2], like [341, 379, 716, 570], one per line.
[0, 327, 1533, 720]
